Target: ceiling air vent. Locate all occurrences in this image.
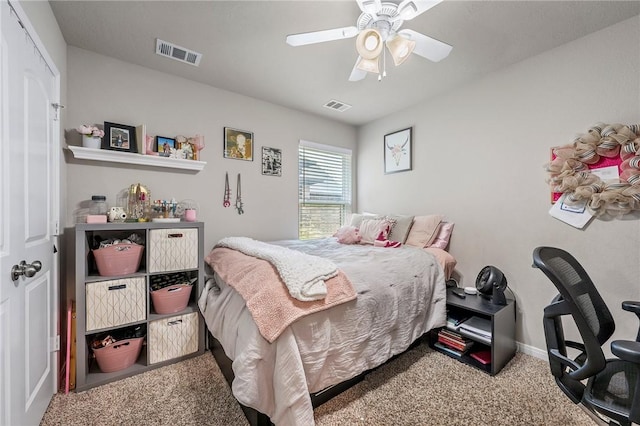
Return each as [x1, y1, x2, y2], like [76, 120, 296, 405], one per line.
[155, 39, 202, 66]
[323, 100, 352, 112]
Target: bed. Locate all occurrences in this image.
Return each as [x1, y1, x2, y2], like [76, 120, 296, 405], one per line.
[198, 219, 455, 425]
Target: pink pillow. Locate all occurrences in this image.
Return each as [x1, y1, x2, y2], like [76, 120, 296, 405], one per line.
[334, 226, 361, 245]
[405, 215, 443, 248]
[429, 222, 454, 250]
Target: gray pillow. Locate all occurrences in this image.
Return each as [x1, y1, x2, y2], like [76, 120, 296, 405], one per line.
[386, 214, 415, 243]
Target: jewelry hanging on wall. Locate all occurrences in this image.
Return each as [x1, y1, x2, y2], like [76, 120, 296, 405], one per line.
[235, 173, 244, 215]
[223, 172, 231, 207]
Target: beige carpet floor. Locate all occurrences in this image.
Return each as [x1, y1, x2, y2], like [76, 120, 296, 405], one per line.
[41, 343, 594, 426]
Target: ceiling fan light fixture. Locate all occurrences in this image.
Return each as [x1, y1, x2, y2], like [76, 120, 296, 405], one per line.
[356, 56, 379, 73]
[355, 28, 383, 60]
[386, 35, 416, 66]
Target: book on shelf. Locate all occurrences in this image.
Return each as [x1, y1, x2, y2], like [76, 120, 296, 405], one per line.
[438, 337, 473, 353]
[433, 341, 463, 358]
[446, 312, 470, 330]
[436, 329, 474, 353]
[457, 316, 492, 345]
[470, 350, 491, 365]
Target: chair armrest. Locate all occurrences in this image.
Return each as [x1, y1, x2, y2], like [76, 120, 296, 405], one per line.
[622, 301, 640, 314]
[613, 339, 640, 424]
[622, 301, 640, 341]
[611, 340, 640, 364]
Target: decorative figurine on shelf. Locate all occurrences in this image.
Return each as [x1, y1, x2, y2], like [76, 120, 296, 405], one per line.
[145, 135, 158, 156]
[174, 134, 205, 161]
[108, 207, 127, 223]
[190, 134, 205, 160]
[126, 183, 151, 221]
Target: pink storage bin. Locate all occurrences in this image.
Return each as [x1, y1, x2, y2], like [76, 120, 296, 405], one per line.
[93, 243, 144, 276]
[93, 337, 144, 373]
[151, 284, 193, 314]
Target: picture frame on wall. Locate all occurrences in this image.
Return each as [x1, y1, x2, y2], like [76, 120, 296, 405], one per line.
[262, 146, 282, 176]
[384, 127, 412, 174]
[102, 122, 138, 153]
[155, 136, 176, 157]
[224, 127, 253, 161]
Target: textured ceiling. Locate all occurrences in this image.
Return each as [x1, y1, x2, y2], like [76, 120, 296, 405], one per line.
[49, 0, 640, 126]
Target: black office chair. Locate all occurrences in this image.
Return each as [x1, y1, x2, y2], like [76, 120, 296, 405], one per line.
[532, 246, 640, 426]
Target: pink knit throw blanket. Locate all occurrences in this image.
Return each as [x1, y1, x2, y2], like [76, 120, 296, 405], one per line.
[206, 247, 357, 343]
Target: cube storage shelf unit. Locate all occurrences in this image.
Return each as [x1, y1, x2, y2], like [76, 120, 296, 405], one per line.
[429, 287, 516, 376]
[73, 221, 205, 391]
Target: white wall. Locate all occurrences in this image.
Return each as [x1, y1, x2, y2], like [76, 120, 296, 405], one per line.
[64, 47, 357, 253]
[357, 16, 640, 353]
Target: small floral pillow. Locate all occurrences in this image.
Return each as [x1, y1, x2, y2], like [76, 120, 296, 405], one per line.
[333, 225, 362, 245]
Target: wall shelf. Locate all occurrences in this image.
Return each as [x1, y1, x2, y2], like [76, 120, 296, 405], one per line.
[67, 146, 206, 171]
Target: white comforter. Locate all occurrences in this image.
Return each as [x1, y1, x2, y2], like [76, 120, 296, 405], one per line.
[199, 238, 447, 426]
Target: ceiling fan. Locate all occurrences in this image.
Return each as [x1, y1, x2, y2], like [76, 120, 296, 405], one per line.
[286, 0, 452, 81]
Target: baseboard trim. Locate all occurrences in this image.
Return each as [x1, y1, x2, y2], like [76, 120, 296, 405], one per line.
[516, 342, 547, 361]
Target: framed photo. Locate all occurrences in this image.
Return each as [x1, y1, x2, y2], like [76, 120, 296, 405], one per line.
[262, 146, 282, 176]
[224, 127, 253, 161]
[155, 136, 176, 157]
[103, 122, 138, 153]
[384, 127, 412, 174]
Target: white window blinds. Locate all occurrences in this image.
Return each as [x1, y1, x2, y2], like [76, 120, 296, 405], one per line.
[298, 140, 352, 240]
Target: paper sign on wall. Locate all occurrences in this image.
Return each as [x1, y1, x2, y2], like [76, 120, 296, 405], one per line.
[549, 193, 594, 229]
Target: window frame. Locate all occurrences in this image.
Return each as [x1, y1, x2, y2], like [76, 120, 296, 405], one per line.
[298, 140, 353, 240]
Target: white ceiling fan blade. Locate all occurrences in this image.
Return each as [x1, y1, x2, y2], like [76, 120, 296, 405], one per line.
[349, 57, 368, 82]
[399, 29, 452, 62]
[356, 0, 382, 15]
[394, 0, 443, 21]
[286, 26, 359, 46]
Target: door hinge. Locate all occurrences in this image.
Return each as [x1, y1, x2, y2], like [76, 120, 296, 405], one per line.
[52, 335, 60, 352]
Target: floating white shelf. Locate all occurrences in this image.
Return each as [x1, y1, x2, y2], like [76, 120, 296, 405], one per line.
[67, 146, 206, 172]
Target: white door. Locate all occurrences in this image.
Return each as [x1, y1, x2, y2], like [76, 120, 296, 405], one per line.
[0, 1, 59, 425]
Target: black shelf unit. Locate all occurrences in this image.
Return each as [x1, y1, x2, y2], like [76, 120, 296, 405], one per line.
[430, 287, 516, 375]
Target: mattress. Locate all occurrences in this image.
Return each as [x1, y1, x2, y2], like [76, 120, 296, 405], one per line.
[199, 238, 447, 425]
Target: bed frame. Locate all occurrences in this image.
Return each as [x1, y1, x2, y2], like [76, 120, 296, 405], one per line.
[208, 331, 427, 426]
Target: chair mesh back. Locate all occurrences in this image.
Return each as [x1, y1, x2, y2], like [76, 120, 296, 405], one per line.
[534, 247, 615, 347]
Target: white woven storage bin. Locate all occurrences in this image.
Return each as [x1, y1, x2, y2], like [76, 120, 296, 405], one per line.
[148, 312, 198, 364]
[148, 228, 198, 273]
[85, 277, 146, 331]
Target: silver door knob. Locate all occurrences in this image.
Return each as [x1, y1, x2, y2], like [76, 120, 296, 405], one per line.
[10, 260, 42, 281]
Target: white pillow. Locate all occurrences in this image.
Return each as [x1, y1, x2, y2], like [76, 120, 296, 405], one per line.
[359, 218, 393, 244]
[348, 212, 377, 228]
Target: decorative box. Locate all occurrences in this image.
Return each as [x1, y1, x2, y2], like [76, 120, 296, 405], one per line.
[148, 312, 198, 364]
[85, 277, 146, 331]
[151, 284, 193, 315]
[93, 243, 144, 276]
[93, 337, 144, 373]
[148, 228, 198, 273]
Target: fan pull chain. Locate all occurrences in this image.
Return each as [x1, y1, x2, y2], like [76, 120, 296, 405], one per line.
[378, 47, 387, 81]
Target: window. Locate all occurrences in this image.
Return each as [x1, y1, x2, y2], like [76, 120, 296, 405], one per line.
[298, 140, 352, 240]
